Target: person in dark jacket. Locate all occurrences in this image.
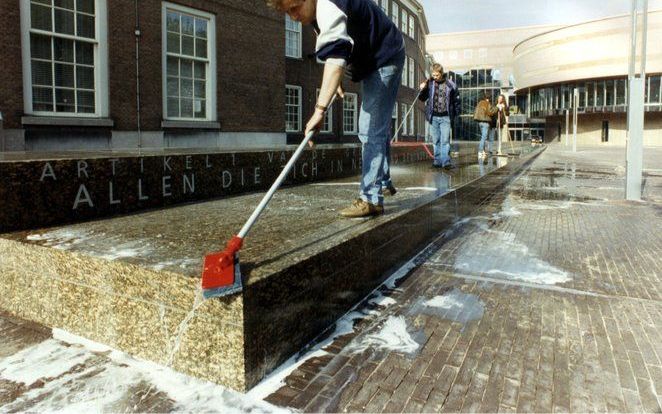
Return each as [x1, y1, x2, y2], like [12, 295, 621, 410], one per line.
[418, 63, 459, 168]
[269, 0, 404, 218]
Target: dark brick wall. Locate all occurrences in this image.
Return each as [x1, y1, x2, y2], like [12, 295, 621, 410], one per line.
[0, 0, 24, 129]
[109, 0, 284, 132]
[0, 0, 284, 133]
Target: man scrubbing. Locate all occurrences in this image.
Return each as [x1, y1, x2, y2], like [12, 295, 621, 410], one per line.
[268, 0, 405, 217]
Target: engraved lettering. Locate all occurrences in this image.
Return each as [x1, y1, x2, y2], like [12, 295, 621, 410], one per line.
[40, 162, 57, 181]
[73, 184, 94, 209]
[183, 173, 195, 194]
[109, 182, 121, 205]
[77, 160, 89, 178]
[138, 179, 149, 200]
[222, 170, 232, 188]
[110, 159, 120, 176]
[163, 176, 172, 197]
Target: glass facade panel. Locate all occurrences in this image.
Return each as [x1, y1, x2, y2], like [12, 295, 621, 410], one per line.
[596, 81, 604, 107]
[605, 80, 614, 106]
[586, 82, 594, 107]
[648, 75, 661, 104]
[616, 79, 626, 106]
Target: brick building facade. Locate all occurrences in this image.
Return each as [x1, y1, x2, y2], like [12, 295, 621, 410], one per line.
[0, 0, 428, 152]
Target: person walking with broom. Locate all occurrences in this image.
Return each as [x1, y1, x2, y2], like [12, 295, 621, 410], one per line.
[418, 63, 459, 169]
[267, 0, 405, 218]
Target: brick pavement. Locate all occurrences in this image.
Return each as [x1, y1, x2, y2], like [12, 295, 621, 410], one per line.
[1, 144, 660, 413]
[263, 145, 662, 413]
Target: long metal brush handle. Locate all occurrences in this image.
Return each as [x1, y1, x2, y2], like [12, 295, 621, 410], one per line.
[391, 94, 421, 143]
[237, 129, 315, 239]
[237, 94, 338, 239]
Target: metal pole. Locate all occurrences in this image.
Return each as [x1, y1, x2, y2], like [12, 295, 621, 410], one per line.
[565, 109, 569, 147]
[572, 88, 578, 152]
[626, 0, 647, 201]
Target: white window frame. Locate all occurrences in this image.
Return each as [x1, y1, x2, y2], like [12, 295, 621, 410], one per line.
[391, 2, 399, 29]
[316, 88, 333, 133]
[408, 104, 414, 135]
[343, 92, 358, 134]
[380, 0, 388, 14]
[408, 14, 415, 39]
[400, 103, 407, 135]
[400, 9, 407, 33]
[285, 15, 302, 59]
[408, 57, 415, 88]
[20, 0, 109, 117]
[401, 56, 407, 86]
[285, 85, 302, 132]
[162, 2, 216, 122]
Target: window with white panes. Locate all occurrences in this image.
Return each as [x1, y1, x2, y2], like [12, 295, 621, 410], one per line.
[316, 89, 333, 133]
[26, 0, 103, 115]
[400, 103, 407, 134]
[391, 2, 399, 29]
[408, 57, 415, 88]
[285, 15, 301, 58]
[343, 93, 358, 134]
[380, 0, 388, 14]
[164, 3, 215, 120]
[285, 85, 301, 132]
[408, 14, 415, 38]
[400, 9, 407, 33]
[408, 104, 414, 135]
[401, 58, 407, 86]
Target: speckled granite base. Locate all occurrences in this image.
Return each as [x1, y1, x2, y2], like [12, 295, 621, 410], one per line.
[0, 238, 247, 390]
[0, 145, 540, 392]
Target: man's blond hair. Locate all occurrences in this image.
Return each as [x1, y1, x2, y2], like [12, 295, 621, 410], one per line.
[431, 63, 443, 74]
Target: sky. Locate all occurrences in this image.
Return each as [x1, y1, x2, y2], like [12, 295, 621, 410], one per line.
[419, 0, 662, 34]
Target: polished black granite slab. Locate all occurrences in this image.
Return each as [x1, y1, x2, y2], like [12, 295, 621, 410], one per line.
[0, 144, 432, 232]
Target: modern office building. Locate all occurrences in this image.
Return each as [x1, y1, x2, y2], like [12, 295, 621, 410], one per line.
[427, 10, 662, 146]
[0, 0, 429, 152]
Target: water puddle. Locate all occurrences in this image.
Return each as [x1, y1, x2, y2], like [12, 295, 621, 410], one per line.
[453, 228, 571, 285]
[409, 288, 484, 326]
[347, 316, 421, 355]
[26, 228, 153, 261]
[0, 332, 287, 413]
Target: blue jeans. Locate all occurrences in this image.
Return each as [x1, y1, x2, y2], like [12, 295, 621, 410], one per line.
[430, 116, 451, 166]
[478, 122, 495, 153]
[358, 50, 405, 206]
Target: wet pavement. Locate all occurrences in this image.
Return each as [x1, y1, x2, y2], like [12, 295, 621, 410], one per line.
[5, 155, 510, 282]
[258, 144, 662, 413]
[1, 143, 660, 412]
